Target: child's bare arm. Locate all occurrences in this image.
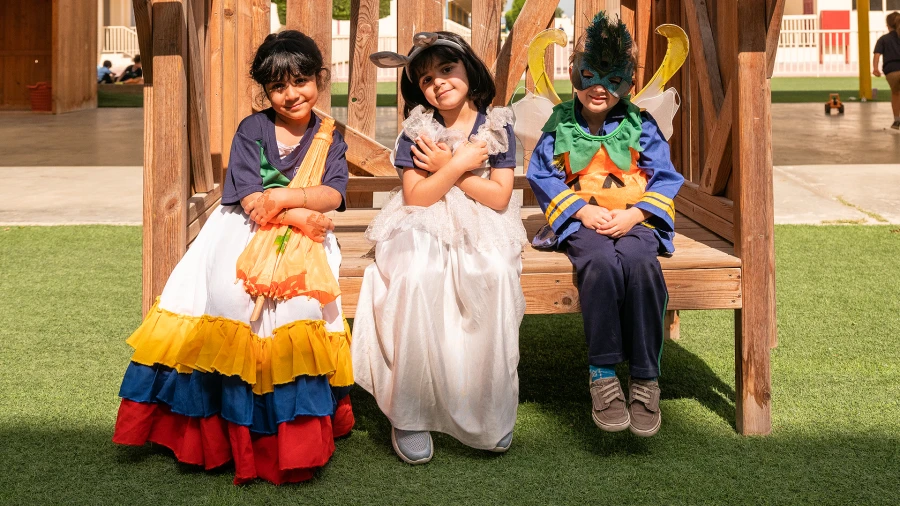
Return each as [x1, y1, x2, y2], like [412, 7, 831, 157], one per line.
[454, 168, 515, 211]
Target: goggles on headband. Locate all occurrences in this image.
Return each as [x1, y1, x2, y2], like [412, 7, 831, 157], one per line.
[370, 32, 466, 82]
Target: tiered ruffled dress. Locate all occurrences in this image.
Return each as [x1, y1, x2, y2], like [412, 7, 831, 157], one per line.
[113, 115, 354, 485]
[352, 106, 527, 449]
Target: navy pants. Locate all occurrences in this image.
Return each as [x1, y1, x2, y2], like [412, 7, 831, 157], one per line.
[564, 224, 667, 378]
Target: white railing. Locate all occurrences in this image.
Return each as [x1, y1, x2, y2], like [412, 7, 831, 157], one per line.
[782, 14, 818, 32]
[103, 26, 140, 56]
[774, 28, 888, 77]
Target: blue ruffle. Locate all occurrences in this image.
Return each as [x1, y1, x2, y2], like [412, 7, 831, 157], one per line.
[119, 362, 348, 435]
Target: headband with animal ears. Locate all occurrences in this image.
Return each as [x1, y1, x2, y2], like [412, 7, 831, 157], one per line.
[369, 32, 466, 82]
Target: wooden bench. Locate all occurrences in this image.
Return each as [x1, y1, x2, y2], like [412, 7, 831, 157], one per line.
[333, 206, 741, 321]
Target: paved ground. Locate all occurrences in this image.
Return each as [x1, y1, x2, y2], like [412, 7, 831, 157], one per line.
[0, 102, 898, 225]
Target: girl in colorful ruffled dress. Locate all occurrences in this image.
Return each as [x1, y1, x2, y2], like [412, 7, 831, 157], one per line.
[352, 32, 526, 464]
[112, 30, 355, 485]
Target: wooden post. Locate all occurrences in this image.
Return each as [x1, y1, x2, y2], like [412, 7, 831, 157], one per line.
[493, 0, 560, 106]
[664, 310, 681, 340]
[287, 0, 334, 113]
[208, 0, 225, 182]
[396, 0, 442, 125]
[143, 0, 190, 313]
[221, 0, 238, 167]
[732, 0, 773, 436]
[236, 0, 254, 117]
[251, 0, 271, 111]
[857, 0, 872, 100]
[187, 0, 215, 193]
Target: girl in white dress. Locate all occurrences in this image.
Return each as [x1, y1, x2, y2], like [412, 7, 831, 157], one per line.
[353, 32, 526, 464]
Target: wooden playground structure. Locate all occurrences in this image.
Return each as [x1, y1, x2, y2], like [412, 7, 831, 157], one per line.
[135, 0, 785, 435]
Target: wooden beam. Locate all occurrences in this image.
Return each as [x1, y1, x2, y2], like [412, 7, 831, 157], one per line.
[345, 0, 380, 208]
[395, 0, 443, 123]
[765, 0, 786, 79]
[187, 1, 215, 193]
[320, 108, 396, 177]
[675, 194, 734, 243]
[664, 310, 681, 340]
[733, 0, 773, 436]
[493, 0, 560, 106]
[144, 0, 190, 312]
[132, 0, 153, 83]
[186, 184, 222, 224]
[678, 180, 734, 223]
[251, 0, 271, 112]
[682, 0, 724, 138]
[287, 0, 334, 112]
[699, 78, 734, 195]
[471, 0, 503, 70]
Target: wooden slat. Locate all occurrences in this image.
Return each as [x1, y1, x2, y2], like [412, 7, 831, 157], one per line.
[492, 0, 560, 106]
[471, 0, 503, 70]
[574, 0, 605, 49]
[132, 0, 153, 83]
[221, 0, 238, 167]
[699, 78, 733, 195]
[187, 194, 223, 244]
[287, 0, 333, 112]
[733, 0, 773, 437]
[345, 0, 380, 208]
[395, 0, 443, 123]
[186, 184, 222, 224]
[251, 0, 271, 112]
[236, 0, 253, 118]
[207, 0, 224, 182]
[682, 0, 724, 139]
[144, 0, 190, 313]
[187, 1, 215, 193]
[141, 87, 155, 315]
[677, 180, 734, 224]
[765, 0, 786, 79]
[675, 194, 734, 243]
[347, 0, 379, 136]
[321, 108, 397, 177]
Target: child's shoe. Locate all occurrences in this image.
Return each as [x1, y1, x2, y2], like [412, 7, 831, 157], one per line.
[627, 378, 661, 437]
[891, 120, 900, 130]
[490, 431, 513, 453]
[590, 377, 631, 432]
[391, 427, 433, 464]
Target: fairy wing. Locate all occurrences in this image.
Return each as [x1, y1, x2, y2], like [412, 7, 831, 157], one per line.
[631, 24, 689, 140]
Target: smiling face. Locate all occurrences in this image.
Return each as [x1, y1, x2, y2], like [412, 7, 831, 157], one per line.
[417, 59, 470, 113]
[265, 74, 318, 124]
[571, 66, 621, 117]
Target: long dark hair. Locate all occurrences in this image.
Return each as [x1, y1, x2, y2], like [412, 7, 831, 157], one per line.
[399, 31, 496, 117]
[250, 30, 330, 91]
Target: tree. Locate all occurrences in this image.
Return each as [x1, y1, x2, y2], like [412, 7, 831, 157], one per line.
[273, 0, 391, 25]
[505, 0, 564, 31]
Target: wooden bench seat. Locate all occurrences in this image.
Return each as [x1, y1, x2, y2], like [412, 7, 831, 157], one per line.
[332, 208, 741, 317]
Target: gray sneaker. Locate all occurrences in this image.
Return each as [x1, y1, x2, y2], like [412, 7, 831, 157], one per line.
[628, 378, 662, 437]
[391, 427, 433, 464]
[590, 377, 630, 432]
[490, 431, 513, 453]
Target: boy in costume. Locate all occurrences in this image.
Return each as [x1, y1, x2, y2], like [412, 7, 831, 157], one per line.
[527, 12, 684, 437]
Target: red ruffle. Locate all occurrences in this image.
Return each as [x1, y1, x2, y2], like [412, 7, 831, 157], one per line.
[113, 396, 355, 485]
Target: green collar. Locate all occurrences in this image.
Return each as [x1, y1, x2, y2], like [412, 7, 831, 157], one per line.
[541, 99, 643, 173]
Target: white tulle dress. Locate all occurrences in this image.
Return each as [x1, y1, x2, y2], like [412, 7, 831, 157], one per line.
[351, 106, 527, 449]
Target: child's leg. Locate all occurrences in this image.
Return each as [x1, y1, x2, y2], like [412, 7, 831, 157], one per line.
[613, 225, 667, 379]
[564, 227, 625, 369]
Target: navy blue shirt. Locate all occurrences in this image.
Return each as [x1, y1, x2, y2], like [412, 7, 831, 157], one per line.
[393, 108, 517, 169]
[875, 32, 900, 75]
[222, 109, 349, 210]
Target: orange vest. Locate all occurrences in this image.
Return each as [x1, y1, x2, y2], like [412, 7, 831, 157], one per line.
[559, 146, 647, 211]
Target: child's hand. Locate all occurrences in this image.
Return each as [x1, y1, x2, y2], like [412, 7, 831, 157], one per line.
[452, 138, 489, 171]
[411, 136, 452, 173]
[250, 188, 288, 226]
[596, 208, 650, 238]
[574, 204, 612, 230]
[291, 208, 334, 243]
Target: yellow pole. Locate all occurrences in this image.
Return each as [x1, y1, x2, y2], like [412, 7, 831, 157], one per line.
[858, 0, 872, 100]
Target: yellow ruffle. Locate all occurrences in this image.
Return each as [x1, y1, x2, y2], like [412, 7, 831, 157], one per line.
[127, 301, 354, 395]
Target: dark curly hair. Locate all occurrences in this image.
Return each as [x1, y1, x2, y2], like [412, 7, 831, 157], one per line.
[399, 31, 496, 117]
[250, 30, 330, 92]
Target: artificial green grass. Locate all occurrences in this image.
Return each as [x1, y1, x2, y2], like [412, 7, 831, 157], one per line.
[97, 86, 145, 108]
[1, 225, 899, 504]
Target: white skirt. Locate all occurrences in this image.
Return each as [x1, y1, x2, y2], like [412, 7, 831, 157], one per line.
[158, 204, 345, 335]
[352, 193, 526, 449]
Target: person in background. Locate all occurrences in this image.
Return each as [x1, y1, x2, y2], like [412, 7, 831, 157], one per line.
[873, 11, 900, 130]
[117, 55, 143, 84]
[97, 60, 115, 84]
